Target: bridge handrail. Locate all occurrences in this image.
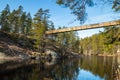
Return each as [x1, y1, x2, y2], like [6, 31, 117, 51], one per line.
[46, 20, 120, 34]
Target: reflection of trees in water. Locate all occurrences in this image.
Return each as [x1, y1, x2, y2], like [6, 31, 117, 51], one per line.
[112, 56, 120, 80]
[0, 60, 54, 80]
[0, 57, 119, 80]
[51, 59, 79, 80]
[0, 59, 79, 80]
[79, 56, 118, 80]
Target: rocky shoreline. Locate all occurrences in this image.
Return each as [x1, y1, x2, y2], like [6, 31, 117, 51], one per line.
[0, 31, 80, 61]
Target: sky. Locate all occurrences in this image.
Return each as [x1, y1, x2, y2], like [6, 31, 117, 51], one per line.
[0, 0, 120, 38]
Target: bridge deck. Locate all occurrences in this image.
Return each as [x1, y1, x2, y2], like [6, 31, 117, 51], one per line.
[45, 20, 120, 34]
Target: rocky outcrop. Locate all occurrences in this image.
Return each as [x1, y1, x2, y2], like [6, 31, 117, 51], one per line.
[0, 31, 36, 60]
[0, 31, 80, 60]
[44, 40, 80, 59]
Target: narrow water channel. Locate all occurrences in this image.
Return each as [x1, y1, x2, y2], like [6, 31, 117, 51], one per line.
[0, 56, 119, 80]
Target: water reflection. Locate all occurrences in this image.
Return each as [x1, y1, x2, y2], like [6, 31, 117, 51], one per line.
[0, 56, 119, 80]
[78, 56, 115, 80]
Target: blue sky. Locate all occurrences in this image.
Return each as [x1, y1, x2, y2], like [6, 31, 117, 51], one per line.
[0, 0, 120, 38]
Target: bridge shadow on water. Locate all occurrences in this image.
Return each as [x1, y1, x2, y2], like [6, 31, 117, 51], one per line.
[0, 56, 119, 80]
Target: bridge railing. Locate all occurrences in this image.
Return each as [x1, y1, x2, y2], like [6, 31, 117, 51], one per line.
[45, 20, 120, 34]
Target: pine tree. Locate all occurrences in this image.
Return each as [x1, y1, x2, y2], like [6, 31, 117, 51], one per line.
[25, 13, 32, 35]
[20, 12, 27, 34]
[13, 6, 23, 33]
[0, 4, 10, 32]
[32, 8, 50, 51]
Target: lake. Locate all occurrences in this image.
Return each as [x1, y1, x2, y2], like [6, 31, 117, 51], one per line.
[0, 56, 120, 80]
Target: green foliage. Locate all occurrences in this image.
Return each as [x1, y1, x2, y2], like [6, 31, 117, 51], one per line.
[25, 13, 32, 35]
[31, 8, 52, 51]
[80, 26, 120, 55]
[53, 28, 80, 53]
[56, 0, 94, 24]
[10, 33, 34, 49]
[103, 26, 120, 44]
[112, 0, 120, 11]
[0, 5, 32, 34]
[0, 5, 54, 52]
[0, 4, 10, 32]
[56, 0, 120, 23]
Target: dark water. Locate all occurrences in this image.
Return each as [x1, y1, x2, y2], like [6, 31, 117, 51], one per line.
[0, 56, 120, 80]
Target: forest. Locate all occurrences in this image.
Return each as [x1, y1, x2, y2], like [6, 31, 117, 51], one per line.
[0, 4, 80, 58]
[0, 1, 120, 80]
[56, 0, 120, 55]
[80, 26, 120, 55]
[0, 4, 51, 51]
[0, 0, 120, 57]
